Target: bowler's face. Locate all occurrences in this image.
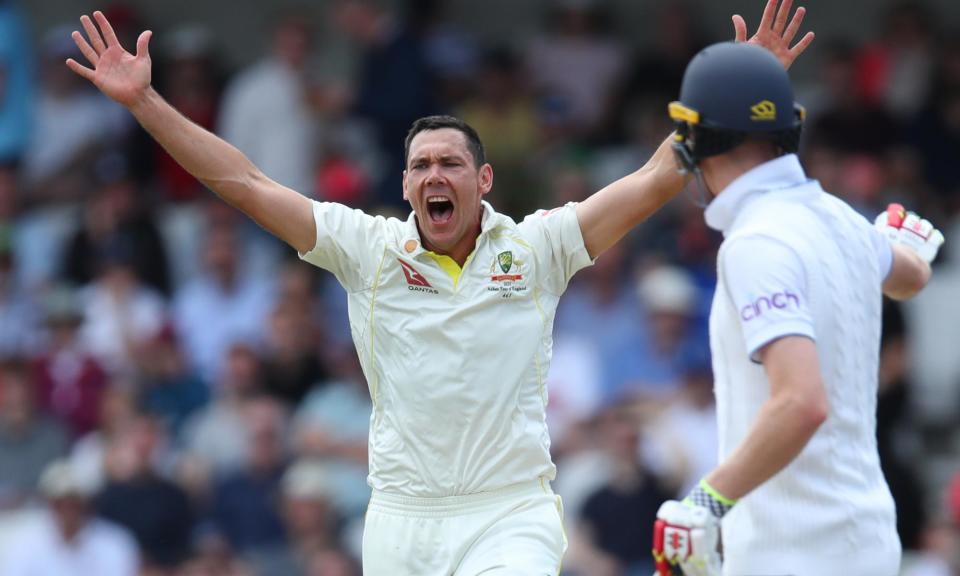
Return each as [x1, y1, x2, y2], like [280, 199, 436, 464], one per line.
[403, 129, 492, 257]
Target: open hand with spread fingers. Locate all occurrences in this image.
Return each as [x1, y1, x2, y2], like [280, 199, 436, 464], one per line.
[65, 11, 154, 108]
[732, 0, 815, 70]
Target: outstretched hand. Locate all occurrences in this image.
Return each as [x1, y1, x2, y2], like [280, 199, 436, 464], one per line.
[733, 0, 814, 70]
[66, 11, 153, 108]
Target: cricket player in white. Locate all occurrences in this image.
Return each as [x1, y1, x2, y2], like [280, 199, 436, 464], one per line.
[64, 2, 813, 573]
[652, 42, 944, 576]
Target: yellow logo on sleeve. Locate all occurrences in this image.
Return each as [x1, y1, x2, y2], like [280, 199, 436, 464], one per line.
[750, 100, 777, 121]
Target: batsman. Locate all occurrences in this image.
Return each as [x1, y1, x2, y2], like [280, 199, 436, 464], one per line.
[652, 33, 944, 576]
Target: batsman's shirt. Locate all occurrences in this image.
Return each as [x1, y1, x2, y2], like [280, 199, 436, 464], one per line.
[300, 201, 592, 497]
[705, 155, 901, 575]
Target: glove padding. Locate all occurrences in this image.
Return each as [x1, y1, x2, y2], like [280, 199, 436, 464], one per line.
[653, 500, 722, 576]
[874, 203, 945, 264]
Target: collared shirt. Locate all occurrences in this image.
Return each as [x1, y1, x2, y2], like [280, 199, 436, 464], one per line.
[300, 200, 592, 497]
[704, 154, 900, 574]
[0, 512, 139, 576]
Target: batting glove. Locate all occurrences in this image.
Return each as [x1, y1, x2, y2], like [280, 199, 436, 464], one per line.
[874, 203, 945, 264]
[653, 480, 735, 576]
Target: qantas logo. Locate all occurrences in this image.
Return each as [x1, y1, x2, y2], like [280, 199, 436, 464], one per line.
[398, 259, 431, 287]
[398, 259, 438, 294]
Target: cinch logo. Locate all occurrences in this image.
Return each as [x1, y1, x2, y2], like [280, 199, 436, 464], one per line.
[398, 259, 438, 294]
[741, 290, 800, 321]
[750, 100, 777, 121]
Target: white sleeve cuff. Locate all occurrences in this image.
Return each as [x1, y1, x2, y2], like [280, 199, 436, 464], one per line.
[746, 322, 816, 363]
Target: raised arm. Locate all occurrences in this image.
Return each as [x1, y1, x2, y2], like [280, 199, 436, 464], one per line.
[576, 0, 814, 259]
[66, 12, 316, 254]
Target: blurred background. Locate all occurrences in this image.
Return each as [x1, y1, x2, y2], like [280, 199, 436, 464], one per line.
[0, 0, 958, 574]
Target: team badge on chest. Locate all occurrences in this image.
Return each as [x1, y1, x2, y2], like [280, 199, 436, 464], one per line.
[497, 251, 513, 274]
[488, 251, 527, 298]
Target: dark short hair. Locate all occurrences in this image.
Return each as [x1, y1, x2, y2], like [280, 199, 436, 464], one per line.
[404, 115, 486, 169]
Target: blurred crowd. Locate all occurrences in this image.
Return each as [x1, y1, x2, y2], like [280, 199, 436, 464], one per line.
[0, 0, 959, 574]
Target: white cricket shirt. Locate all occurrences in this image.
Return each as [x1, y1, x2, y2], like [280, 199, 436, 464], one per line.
[1, 513, 139, 576]
[300, 201, 592, 497]
[705, 155, 901, 575]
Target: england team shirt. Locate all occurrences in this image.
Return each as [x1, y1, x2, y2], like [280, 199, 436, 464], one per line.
[299, 200, 592, 497]
[705, 155, 901, 575]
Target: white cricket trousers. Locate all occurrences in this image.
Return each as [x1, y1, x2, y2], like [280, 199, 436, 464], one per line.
[362, 478, 567, 576]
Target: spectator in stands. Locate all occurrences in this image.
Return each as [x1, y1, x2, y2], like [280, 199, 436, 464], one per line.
[173, 222, 275, 383]
[181, 343, 263, 480]
[908, 38, 960, 215]
[856, 0, 936, 119]
[61, 152, 171, 295]
[96, 413, 194, 571]
[0, 162, 73, 290]
[415, 0, 479, 111]
[604, 264, 707, 401]
[246, 459, 345, 575]
[0, 358, 68, 508]
[0, 459, 139, 576]
[457, 47, 541, 217]
[526, 0, 626, 138]
[33, 285, 110, 438]
[217, 11, 318, 197]
[573, 404, 673, 576]
[22, 25, 129, 205]
[555, 240, 647, 384]
[641, 354, 717, 497]
[260, 297, 329, 408]
[543, 331, 603, 459]
[179, 525, 253, 576]
[138, 323, 209, 441]
[305, 547, 360, 576]
[69, 385, 139, 495]
[0, 226, 41, 359]
[606, 0, 708, 143]
[211, 397, 289, 553]
[293, 350, 371, 519]
[77, 233, 167, 377]
[806, 40, 902, 157]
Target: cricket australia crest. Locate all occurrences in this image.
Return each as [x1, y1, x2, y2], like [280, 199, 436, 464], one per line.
[497, 251, 513, 273]
[488, 250, 526, 299]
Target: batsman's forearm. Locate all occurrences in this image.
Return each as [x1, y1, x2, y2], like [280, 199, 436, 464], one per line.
[883, 244, 931, 300]
[128, 87, 315, 251]
[706, 393, 826, 500]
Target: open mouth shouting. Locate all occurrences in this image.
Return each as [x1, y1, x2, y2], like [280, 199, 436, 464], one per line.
[426, 195, 455, 226]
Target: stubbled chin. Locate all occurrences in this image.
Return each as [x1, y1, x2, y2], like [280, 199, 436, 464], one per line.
[426, 225, 463, 250]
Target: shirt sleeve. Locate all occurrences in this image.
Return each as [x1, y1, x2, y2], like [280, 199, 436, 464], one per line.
[721, 235, 816, 361]
[517, 203, 594, 295]
[298, 200, 385, 291]
[867, 225, 894, 281]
